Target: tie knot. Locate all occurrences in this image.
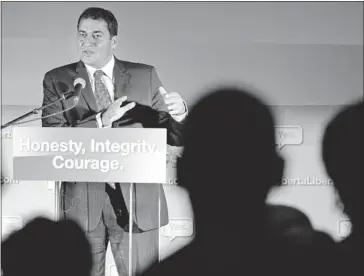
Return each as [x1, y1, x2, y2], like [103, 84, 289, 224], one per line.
[94, 70, 105, 79]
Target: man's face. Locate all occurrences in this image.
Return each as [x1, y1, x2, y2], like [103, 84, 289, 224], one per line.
[77, 18, 117, 68]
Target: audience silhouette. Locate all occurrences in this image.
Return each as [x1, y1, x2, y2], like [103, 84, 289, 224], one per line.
[322, 101, 363, 275]
[1, 217, 92, 276]
[2, 94, 362, 276]
[265, 204, 314, 255]
[143, 87, 287, 275]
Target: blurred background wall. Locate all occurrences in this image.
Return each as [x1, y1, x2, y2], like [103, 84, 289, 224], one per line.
[2, 2, 362, 106]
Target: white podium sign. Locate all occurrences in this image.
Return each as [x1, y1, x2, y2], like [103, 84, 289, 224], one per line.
[12, 127, 167, 183]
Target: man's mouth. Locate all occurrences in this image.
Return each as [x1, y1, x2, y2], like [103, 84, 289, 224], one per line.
[83, 50, 94, 57]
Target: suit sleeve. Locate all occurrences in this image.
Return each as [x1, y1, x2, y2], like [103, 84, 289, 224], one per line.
[150, 67, 184, 146]
[41, 73, 98, 128]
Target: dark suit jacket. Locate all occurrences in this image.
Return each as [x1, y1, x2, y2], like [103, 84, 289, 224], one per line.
[41, 57, 184, 233]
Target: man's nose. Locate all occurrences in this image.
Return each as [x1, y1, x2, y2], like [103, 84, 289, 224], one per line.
[81, 35, 96, 45]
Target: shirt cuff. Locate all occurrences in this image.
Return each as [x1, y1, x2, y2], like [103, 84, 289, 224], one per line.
[172, 101, 188, 122]
[96, 112, 112, 128]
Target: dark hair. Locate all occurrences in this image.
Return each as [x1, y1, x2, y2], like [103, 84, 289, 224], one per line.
[77, 7, 118, 37]
[1, 217, 92, 276]
[177, 87, 281, 218]
[322, 101, 363, 197]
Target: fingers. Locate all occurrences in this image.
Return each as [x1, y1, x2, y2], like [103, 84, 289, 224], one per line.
[167, 103, 178, 112]
[113, 96, 128, 106]
[169, 108, 182, 116]
[169, 110, 179, 116]
[164, 94, 181, 105]
[168, 102, 185, 116]
[111, 102, 135, 120]
[158, 86, 168, 96]
[120, 102, 136, 113]
[106, 99, 135, 123]
[160, 90, 186, 115]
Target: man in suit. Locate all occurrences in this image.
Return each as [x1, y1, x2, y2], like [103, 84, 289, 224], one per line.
[41, 7, 187, 276]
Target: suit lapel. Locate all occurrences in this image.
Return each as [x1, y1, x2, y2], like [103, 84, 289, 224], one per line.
[113, 58, 131, 100]
[75, 61, 99, 113]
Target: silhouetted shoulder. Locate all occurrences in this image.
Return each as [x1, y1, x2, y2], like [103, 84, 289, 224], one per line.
[265, 204, 312, 233]
[1, 217, 92, 276]
[313, 230, 335, 244]
[265, 204, 316, 257]
[311, 230, 336, 257]
[144, 246, 201, 276]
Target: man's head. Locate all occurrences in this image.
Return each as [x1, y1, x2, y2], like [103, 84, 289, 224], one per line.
[77, 7, 118, 68]
[1, 217, 92, 276]
[322, 101, 363, 227]
[177, 87, 283, 221]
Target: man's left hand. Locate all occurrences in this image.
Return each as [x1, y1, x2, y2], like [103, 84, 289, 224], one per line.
[161, 90, 186, 116]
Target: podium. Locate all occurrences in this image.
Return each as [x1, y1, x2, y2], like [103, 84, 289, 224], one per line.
[11, 126, 167, 276]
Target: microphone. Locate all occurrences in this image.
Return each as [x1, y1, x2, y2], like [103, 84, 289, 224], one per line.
[71, 78, 86, 104]
[1, 78, 86, 130]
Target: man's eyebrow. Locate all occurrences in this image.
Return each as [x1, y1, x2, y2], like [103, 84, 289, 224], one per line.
[78, 30, 104, 34]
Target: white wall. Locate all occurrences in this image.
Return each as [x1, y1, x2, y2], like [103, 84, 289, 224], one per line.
[2, 2, 363, 106]
[1, 105, 57, 254]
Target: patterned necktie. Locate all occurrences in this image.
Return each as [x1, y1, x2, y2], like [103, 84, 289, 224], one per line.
[95, 70, 128, 224]
[94, 70, 112, 111]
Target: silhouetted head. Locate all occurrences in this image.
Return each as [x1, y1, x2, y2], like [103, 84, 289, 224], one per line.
[266, 204, 313, 240]
[178, 87, 283, 223]
[1, 217, 92, 276]
[322, 101, 363, 230]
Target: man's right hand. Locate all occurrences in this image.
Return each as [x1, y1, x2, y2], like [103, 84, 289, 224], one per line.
[101, 96, 136, 126]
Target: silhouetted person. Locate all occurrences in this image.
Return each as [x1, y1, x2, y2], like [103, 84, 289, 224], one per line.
[1, 217, 92, 276]
[322, 101, 363, 275]
[265, 204, 336, 275]
[143, 87, 285, 276]
[265, 204, 314, 254]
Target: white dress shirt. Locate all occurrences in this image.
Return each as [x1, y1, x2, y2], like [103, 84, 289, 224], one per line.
[84, 55, 187, 128]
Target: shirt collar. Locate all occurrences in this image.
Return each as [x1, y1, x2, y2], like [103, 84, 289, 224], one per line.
[84, 55, 115, 80]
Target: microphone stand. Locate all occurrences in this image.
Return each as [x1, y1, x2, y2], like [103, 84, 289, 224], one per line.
[1, 95, 68, 130]
[1, 94, 73, 223]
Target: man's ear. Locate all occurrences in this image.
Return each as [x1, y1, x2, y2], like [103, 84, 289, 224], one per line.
[111, 36, 117, 50]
